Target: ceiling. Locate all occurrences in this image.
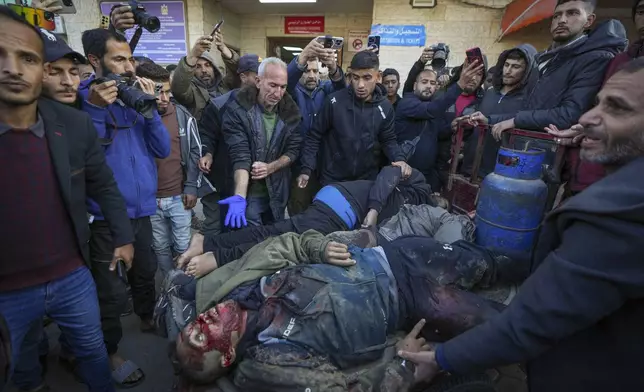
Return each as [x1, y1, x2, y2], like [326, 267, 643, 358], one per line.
[215, 0, 374, 15]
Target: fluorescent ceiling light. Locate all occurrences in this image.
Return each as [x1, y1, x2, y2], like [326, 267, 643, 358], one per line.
[260, 0, 316, 3]
[283, 46, 303, 51]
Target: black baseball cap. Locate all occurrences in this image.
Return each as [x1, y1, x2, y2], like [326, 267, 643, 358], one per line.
[237, 54, 261, 74]
[39, 28, 87, 64]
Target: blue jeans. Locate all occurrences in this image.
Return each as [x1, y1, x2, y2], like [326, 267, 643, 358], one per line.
[12, 320, 49, 390]
[0, 267, 112, 392]
[151, 196, 192, 276]
[245, 196, 274, 226]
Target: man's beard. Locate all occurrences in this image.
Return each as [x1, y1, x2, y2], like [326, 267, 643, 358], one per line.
[415, 89, 432, 101]
[581, 131, 644, 166]
[100, 58, 133, 79]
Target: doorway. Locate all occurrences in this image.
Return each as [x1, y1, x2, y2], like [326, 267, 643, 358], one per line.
[267, 37, 344, 66]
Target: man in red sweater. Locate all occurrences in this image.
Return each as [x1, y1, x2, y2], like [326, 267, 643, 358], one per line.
[0, 6, 134, 392]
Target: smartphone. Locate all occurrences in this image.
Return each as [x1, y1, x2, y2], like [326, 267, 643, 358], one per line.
[52, 0, 77, 14]
[116, 260, 129, 285]
[210, 20, 224, 36]
[367, 35, 381, 55]
[7, 4, 55, 30]
[316, 36, 344, 50]
[466, 47, 484, 66]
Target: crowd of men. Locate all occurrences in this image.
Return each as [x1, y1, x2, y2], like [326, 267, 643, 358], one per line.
[0, 0, 644, 390]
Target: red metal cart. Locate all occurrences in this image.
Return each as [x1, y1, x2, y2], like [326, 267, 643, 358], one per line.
[445, 125, 567, 215]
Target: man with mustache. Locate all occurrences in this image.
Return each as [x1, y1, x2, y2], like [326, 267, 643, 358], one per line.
[171, 31, 240, 121]
[395, 60, 484, 191]
[464, 44, 537, 177]
[219, 58, 301, 229]
[397, 58, 644, 392]
[38, 29, 87, 106]
[77, 28, 171, 388]
[0, 6, 135, 391]
[10, 28, 96, 392]
[286, 37, 345, 216]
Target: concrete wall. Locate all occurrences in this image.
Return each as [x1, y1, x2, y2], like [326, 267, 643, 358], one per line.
[239, 13, 373, 69]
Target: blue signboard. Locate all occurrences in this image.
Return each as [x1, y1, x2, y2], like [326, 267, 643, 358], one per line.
[100, 1, 187, 64]
[370, 24, 426, 47]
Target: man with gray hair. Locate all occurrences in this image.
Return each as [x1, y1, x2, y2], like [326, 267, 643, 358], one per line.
[219, 57, 302, 228]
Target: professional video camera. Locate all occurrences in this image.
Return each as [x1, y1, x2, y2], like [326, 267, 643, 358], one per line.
[96, 73, 157, 119]
[127, 0, 160, 33]
[430, 43, 450, 70]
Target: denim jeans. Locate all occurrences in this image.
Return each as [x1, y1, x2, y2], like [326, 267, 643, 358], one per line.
[0, 267, 113, 392]
[11, 320, 49, 390]
[245, 196, 274, 226]
[150, 196, 192, 276]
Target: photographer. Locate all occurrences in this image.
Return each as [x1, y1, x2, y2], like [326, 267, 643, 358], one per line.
[79, 28, 170, 388]
[403, 44, 451, 94]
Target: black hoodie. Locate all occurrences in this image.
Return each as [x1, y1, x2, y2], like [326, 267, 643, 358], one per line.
[300, 84, 405, 185]
[462, 44, 538, 177]
[437, 156, 644, 392]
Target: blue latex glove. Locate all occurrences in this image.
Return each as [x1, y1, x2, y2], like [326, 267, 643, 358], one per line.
[219, 195, 248, 228]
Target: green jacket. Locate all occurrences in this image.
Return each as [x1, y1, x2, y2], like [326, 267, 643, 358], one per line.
[195, 230, 330, 313]
[195, 230, 414, 392]
[170, 50, 240, 121]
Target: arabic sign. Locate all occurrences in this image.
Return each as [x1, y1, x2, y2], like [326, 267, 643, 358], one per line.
[370, 24, 426, 47]
[99, 1, 187, 64]
[284, 16, 325, 34]
[348, 30, 369, 52]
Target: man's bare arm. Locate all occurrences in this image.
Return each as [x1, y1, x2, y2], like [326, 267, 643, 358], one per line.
[268, 155, 292, 174]
[234, 169, 249, 198]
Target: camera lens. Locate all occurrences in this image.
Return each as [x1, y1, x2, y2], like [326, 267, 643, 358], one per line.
[62, 0, 74, 6]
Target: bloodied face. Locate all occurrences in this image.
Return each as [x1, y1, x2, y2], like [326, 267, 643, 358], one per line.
[176, 300, 247, 382]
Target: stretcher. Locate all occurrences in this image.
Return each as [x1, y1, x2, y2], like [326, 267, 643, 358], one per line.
[445, 125, 567, 215]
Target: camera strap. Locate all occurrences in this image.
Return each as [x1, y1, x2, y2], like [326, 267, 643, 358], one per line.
[129, 26, 144, 53]
[99, 109, 139, 148]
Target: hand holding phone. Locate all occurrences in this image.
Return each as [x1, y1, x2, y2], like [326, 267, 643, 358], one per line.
[465, 47, 484, 66]
[367, 35, 381, 55]
[210, 20, 224, 36]
[315, 36, 344, 50]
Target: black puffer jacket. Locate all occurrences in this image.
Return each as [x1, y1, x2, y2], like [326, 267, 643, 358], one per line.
[221, 86, 302, 220]
[498, 20, 627, 130]
[299, 85, 405, 185]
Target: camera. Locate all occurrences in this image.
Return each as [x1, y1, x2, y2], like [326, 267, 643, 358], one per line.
[430, 43, 450, 69]
[97, 74, 158, 119]
[127, 1, 160, 33]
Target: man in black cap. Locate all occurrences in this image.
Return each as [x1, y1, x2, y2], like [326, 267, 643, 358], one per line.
[298, 51, 411, 188]
[38, 28, 87, 106]
[196, 53, 261, 236]
[237, 53, 260, 88]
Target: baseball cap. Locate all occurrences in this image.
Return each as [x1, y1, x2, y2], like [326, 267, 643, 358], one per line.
[237, 54, 261, 74]
[39, 28, 87, 64]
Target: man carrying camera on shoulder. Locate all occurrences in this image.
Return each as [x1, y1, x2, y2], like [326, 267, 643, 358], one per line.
[77, 28, 170, 388]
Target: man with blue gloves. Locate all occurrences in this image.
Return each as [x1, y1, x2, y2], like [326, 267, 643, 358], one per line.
[220, 57, 301, 228]
[79, 28, 170, 387]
